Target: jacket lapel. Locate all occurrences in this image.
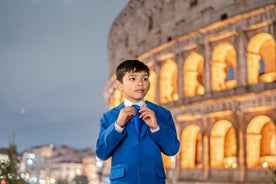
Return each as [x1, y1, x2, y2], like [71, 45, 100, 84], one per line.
[139, 123, 148, 139]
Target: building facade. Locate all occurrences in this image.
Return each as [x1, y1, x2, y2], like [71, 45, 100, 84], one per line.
[19, 145, 101, 184]
[104, 0, 276, 183]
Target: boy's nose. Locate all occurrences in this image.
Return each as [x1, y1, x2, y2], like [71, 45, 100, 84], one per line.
[137, 80, 143, 85]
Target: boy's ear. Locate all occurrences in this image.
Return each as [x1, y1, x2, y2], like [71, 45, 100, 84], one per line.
[115, 80, 123, 91]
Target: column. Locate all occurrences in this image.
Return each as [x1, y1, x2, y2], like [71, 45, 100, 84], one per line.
[175, 52, 184, 101]
[235, 25, 248, 87]
[203, 35, 212, 96]
[202, 115, 209, 180]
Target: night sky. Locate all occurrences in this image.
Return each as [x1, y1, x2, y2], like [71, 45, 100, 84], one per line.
[0, 0, 129, 152]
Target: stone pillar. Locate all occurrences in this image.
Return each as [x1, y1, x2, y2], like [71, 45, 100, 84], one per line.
[236, 25, 248, 87]
[154, 58, 161, 104]
[235, 109, 246, 182]
[271, 19, 276, 40]
[175, 53, 184, 100]
[268, 21, 276, 76]
[202, 115, 210, 180]
[203, 36, 212, 96]
[238, 128, 246, 182]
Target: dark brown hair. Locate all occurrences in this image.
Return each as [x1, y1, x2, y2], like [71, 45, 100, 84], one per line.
[116, 60, 150, 82]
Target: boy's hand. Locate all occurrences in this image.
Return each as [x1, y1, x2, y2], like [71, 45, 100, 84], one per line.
[116, 106, 136, 127]
[139, 106, 159, 130]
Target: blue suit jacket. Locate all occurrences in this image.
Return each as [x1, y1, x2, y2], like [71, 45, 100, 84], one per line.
[96, 101, 180, 184]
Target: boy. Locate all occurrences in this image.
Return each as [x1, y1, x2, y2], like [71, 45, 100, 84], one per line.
[96, 59, 180, 184]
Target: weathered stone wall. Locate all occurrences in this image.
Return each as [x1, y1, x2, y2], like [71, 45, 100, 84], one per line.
[107, 0, 276, 72]
[105, 1, 276, 183]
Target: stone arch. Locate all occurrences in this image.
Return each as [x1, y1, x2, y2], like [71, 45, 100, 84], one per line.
[183, 52, 205, 97]
[247, 32, 276, 84]
[246, 115, 276, 168]
[210, 120, 237, 168]
[109, 89, 123, 109]
[160, 59, 179, 104]
[180, 124, 202, 168]
[145, 69, 157, 103]
[211, 42, 237, 91]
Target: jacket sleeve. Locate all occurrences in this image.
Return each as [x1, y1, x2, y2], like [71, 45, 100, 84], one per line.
[150, 110, 180, 156]
[96, 113, 126, 160]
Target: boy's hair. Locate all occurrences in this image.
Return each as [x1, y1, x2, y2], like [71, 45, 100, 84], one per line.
[116, 59, 150, 82]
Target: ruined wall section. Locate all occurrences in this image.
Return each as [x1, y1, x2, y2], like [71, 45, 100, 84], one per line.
[107, 0, 276, 73]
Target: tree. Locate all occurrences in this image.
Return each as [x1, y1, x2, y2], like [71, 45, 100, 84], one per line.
[0, 143, 27, 184]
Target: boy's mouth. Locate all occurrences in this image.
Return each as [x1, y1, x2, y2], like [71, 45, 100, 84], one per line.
[135, 89, 145, 93]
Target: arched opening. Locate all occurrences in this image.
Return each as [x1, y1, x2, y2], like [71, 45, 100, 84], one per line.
[109, 89, 123, 109]
[145, 69, 157, 103]
[180, 124, 202, 168]
[160, 59, 179, 104]
[183, 52, 205, 97]
[247, 32, 276, 84]
[211, 42, 237, 91]
[210, 120, 237, 168]
[246, 115, 276, 168]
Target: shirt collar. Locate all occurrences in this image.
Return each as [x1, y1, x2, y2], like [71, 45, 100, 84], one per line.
[124, 98, 146, 107]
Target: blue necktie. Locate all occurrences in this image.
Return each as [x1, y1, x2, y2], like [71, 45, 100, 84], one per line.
[132, 104, 142, 134]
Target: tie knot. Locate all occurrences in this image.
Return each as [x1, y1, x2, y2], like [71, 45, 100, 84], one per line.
[132, 104, 140, 116]
[132, 104, 140, 110]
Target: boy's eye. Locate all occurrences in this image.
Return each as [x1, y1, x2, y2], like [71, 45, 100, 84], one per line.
[143, 77, 149, 81]
[129, 77, 135, 81]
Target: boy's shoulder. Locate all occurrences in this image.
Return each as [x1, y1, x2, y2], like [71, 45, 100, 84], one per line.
[145, 100, 170, 113]
[104, 102, 124, 115]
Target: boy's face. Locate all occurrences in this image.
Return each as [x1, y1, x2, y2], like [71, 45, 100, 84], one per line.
[116, 71, 150, 103]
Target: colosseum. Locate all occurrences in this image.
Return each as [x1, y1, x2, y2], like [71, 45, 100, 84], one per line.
[104, 0, 276, 183]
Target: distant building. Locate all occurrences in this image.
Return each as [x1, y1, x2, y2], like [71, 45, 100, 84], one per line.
[19, 144, 101, 184]
[104, 0, 276, 184]
[0, 149, 9, 163]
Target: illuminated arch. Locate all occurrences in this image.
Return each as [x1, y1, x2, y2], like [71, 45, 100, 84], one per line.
[180, 124, 202, 168]
[246, 115, 276, 168]
[247, 33, 276, 84]
[145, 69, 157, 103]
[211, 42, 237, 91]
[109, 89, 123, 109]
[183, 52, 205, 97]
[210, 120, 237, 168]
[160, 59, 179, 104]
